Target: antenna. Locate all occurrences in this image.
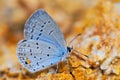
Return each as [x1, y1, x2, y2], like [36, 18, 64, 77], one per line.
[67, 33, 81, 47]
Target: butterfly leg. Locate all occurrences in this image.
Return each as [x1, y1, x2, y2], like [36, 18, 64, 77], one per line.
[66, 57, 71, 72]
[66, 57, 75, 78]
[55, 63, 59, 73]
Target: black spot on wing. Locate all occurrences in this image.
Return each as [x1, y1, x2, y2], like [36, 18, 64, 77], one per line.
[48, 21, 50, 23]
[39, 33, 42, 36]
[62, 52, 64, 55]
[37, 47, 39, 49]
[37, 62, 39, 66]
[51, 63, 53, 65]
[44, 22, 46, 24]
[34, 56, 36, 58]
[33, 69, 35, 71]
[18, 53, 20, 55]
[25, 61, 28, 64]
[36, 37, 39, 40]
[48, 47, 51, 49]
[40, 29, 43, 32]
[31, 35, 33, 39]
[40, 58, 42, 60]
[41, 25, 44, 28]
[36, 43, 38, 45]
[42, 65, 44, 68]
[30, 49, 32, 52]
[20, 57, 24, 60]
[49, 30, 54, 35]
[21, 40, 27, 43]
[28, 44, 30, 47]
[47, 54, 49, 56]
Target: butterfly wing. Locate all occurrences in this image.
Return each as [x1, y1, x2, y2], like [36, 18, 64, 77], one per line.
[24, 9, 66, 51]
[17, 40, 63, 72]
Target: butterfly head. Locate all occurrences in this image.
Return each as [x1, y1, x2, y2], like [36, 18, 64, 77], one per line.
[67, 46, 73, 53]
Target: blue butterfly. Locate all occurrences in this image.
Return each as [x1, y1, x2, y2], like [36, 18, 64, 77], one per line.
[17, 9, 72, 73]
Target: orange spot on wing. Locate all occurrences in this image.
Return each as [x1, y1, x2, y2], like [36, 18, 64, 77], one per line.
[26, 57, 31, 65]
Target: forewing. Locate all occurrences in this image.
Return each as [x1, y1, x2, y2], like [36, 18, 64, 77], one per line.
[17, 40, 62, 72]
[24, 9, 66, 49]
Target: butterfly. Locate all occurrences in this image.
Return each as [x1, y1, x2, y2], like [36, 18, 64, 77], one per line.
[17, 9, 72, 73]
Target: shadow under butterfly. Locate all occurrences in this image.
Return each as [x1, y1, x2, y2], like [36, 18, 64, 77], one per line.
[17, 9, 73, 73]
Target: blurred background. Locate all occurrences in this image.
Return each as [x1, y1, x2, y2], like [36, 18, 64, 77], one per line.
[0, 0, 120, 79]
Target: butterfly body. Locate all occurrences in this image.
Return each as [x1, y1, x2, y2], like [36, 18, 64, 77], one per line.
[17, 9, 71, 73]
